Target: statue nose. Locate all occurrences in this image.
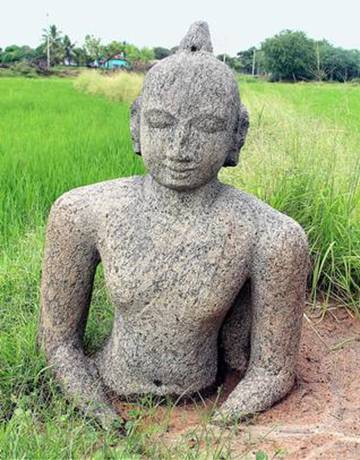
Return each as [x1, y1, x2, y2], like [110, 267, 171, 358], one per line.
[170, 122, 192, 161]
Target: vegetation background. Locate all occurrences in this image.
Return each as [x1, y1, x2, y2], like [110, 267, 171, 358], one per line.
[0, 72, 359, 457]
[2, 24, 360, 83]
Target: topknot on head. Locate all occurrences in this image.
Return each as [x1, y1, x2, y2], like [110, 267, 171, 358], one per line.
[178, 21, 213, 53]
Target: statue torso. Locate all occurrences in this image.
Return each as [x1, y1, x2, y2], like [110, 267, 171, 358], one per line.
[90, 176, 255, 396]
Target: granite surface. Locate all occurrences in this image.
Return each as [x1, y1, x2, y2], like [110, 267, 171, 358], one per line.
[39, 21, 309, 427]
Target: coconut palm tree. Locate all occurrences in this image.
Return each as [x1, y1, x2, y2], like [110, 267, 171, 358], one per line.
[63, 35, 76, 65]
[42, 24, 64, 67]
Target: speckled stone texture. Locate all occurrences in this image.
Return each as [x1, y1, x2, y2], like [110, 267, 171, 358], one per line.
[39, 21, 309, 427]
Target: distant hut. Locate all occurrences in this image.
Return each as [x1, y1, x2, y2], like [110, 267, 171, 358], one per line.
[101, 52, 131, 70]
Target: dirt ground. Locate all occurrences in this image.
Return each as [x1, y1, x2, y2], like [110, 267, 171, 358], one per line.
[117, 309, 360, 459]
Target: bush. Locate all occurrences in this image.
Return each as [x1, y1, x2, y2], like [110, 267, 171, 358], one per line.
[74, 70, 143, 103]
[9, 62, 39, 78]
[350, 77, 360, 85]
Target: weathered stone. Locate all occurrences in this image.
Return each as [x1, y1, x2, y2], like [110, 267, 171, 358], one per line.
[39, 21, 309, 427]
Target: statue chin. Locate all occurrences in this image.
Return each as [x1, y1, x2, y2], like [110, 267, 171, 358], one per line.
[152, 172, 207, 192]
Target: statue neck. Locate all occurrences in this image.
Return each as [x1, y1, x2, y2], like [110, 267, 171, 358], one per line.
[143, 175, 223, 215]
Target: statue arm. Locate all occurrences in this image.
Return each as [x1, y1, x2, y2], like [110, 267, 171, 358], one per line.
[39, 194, 117, 427]
[218, 220, 309, 420]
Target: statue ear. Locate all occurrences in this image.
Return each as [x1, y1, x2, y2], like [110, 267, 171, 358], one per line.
[130, 96, 142, 155]
[223, 103, 249, 167]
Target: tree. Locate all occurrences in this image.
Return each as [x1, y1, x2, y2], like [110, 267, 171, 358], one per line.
[104, 40, 125, 59]
[138, 47, 154, 62]
[153, 47, 171, 60]
[254, 50, 266, 75]
[235, 47, 266, 76]
[216, 54, 242, 72]
[261, 30, 315, 81]
[42, 24, 64, 66]
[309, 40, 331, 81]
[63, 35, 76, 65]
[31, 44, 47, 66]
[309, 41, 360, 82]
[113, 43, 154, 63]
[0, 45, 35, 63]
[84, 35, 104, 62]
[261, 32, 360, 82]
[329, 48, 360, 81]
[73, 47, 88, 66]
[237, 47, 257, 74]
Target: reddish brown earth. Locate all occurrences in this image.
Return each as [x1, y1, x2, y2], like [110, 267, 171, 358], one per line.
[116, 309, 360, 459]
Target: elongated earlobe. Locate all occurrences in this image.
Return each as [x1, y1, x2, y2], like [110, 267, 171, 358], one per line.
[130, 96, 142, 155]
[223, 104, 249, 167]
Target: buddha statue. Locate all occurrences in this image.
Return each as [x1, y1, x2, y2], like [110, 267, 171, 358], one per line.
[39, 21, 309, 427]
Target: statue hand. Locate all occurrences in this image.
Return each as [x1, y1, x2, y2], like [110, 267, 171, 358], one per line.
[211, 368, 295, 426]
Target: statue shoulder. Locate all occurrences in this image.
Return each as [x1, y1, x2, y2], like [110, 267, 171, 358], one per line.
[236, 192, 310, 263]
[218, 185, 273, 225]
[254, 201, 308, 254]
[48, 176, 144, 233]
[220, 185, 308, 254]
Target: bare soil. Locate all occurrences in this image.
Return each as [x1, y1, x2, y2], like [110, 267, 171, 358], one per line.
[117, 309, 360, 459]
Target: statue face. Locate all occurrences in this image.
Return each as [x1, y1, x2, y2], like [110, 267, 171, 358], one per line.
[140, 53, 240, 191]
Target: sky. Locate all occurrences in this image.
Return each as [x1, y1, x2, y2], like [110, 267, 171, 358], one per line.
[1, 0, 360, 56]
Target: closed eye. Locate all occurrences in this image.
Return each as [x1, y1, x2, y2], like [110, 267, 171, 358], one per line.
[192, 115, 227, 133]
[144, 109, 176, 129]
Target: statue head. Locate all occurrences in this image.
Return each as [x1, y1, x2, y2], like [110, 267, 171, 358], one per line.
[131, 21, 249, 191]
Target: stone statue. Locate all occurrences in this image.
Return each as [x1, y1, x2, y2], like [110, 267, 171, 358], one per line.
[39, 21, 309, 427]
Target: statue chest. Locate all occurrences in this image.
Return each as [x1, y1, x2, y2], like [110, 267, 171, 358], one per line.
[97, 210, 251, 322]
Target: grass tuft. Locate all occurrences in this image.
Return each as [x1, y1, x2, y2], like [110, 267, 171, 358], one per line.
[74, 70, 143, 104]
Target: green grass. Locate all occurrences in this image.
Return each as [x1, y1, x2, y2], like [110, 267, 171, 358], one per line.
[222, 77, 360, 305]
[0, 77, 144, 246]
[0, 76, 359, 458]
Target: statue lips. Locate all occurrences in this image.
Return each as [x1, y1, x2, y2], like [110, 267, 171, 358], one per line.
[163, 161, 198, 176]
